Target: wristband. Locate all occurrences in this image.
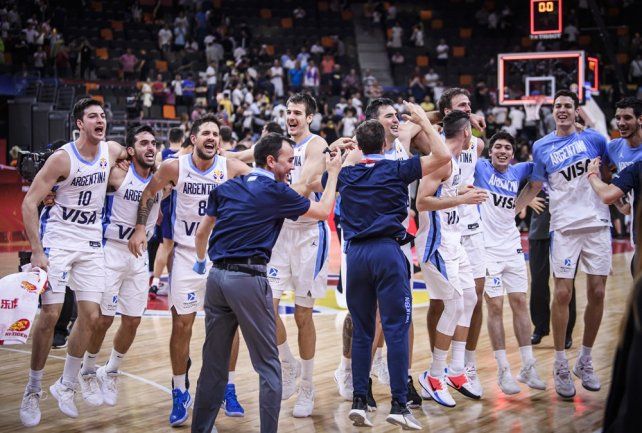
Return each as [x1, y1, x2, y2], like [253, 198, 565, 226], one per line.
[193, 258, 207, 275]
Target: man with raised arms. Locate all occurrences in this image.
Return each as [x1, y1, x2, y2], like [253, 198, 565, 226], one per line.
[20, 98, 128, 426]
[128, 114, 252, 426]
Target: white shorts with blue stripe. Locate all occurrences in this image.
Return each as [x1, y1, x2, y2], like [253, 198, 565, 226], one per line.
[268, 222, 330, 305]
[420, 243, 474, 300]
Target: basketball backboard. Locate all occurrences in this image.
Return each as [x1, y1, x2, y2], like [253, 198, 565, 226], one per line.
[497, 51, 586, 106]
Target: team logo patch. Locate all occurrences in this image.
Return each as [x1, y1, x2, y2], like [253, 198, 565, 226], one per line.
[268, 268, 278, 278]
[212, 169, 225, 181]
[492, 277, 502, 287]
[20, 281, 38, 293]
[564, 258, 572, 267]
[112, 295, 118, 304]
[8, 318, 30, 332]
[187, 292, 196, 301]
[99, 157, 108, 170]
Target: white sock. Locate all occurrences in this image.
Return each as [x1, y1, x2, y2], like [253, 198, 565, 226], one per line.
[580, 345, 592, 359]
[81, 351, 98, 375]
[301, 358, 314, 382]
[449, 341, 466, 373]
[519, 345, 534, 367]
[465, 349, 476, 366]
[430, 348, 448, 377]
[374, 347, 383, 361]
[340, 355, 351, 371]
[173, 374, 186, 392]
[152, 277, 160, 287]
[62, 354, 83, 385]
[494, 350, 509, 369]
[105, 348, 125, 373]
[27, 369, 44, 392]
[554, 350, 567, 363]
[228, 371, 235, 384]
[277, 342, 296, 363]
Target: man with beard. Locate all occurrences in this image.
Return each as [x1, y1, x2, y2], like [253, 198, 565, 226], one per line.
[128, 114, 252, 426]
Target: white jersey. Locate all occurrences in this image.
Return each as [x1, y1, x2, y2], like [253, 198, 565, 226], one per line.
[284, 134, 320, 227]
[40, 141, 110, 252]
[474, 159, 533, 259]
[384, 138, 411, 230]
[172, 153, 228, 248]
[103, 166, 162, 244]
[416, 157, 462, 262]
[532, 129, 610, 232]
[457, 136, 482, 235]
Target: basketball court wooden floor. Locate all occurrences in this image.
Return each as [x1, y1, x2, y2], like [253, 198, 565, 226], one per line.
[0, 251, 634, 433]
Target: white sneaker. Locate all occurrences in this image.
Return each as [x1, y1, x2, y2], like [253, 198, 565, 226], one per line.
[157, 282, 169, 296]
[517, 360, 546, 390]
[97, 365, 119, 406]
[281, 359, 301, 400]
[334, 367, 353, 401]
[553, 359, 576, 398]
[465, 363, 483, 397]
[372, 356, 390, 385]
[78, 371, 104, 406]
[20, 388, 45, 427]
[418, 370, 456, 408]
[497, 366, 521, 395]
[50, 379, 79, 418]
[292, 380, 314, 418]
[573, 356, 601, 391]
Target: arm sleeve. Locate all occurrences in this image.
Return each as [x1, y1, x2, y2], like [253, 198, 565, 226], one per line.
[205, 189, 218, 217]
[398, 156, 423, 184]
[273, 183, 312, 220]
[612, 162, 641, 195]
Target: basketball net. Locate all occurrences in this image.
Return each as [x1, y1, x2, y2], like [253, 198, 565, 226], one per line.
[524, 96, 546, 122]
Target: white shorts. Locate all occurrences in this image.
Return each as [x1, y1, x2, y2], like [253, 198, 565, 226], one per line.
[268, 222, 330, 307]
[461, 232, 486, 279]
[420, 243, 474, 300]
[484, 254, 528, 298]
[41, 247, 105, 305]
[169, 244, 211, 314]
[100, 240, 149, 317]
[550, 226, 612, 278]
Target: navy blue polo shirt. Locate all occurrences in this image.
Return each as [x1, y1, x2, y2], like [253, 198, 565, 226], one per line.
[322, 154, 422, 241]
[205, 168, 311, 261]
[612, 160, 642, 240]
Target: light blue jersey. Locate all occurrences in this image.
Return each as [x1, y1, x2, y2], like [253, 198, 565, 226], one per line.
[607, 137, 642, 172]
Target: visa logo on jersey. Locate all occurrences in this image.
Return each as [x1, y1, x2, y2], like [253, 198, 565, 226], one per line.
[491, 192, 516, 209]
[558, 158, 590, 182]
[61, 207, 97, 224]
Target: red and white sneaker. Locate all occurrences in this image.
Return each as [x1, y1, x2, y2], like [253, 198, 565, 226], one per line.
[446, 368, 482, 400]
[418, 370, 455, 408]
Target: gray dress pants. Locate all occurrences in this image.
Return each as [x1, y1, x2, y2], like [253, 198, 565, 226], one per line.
[192, 265, 282, 433]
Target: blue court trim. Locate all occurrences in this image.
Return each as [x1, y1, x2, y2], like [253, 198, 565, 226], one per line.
[102, 194, 114, 246]
[314, 222, 329, 279]
[70, 141, 101, 166]
[130, 165, 153, 183]
[39, 206, 52, 241]
[188, 154, 218, 175]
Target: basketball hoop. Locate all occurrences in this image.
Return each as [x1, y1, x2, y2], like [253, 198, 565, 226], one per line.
[524, 95, 546, 122]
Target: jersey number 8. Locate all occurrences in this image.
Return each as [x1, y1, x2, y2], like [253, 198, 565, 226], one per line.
[198, 200, 207, 216]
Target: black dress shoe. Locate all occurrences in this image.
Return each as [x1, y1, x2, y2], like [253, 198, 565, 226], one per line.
[565, 336, 572, 350]
[531, 332, 548, 345]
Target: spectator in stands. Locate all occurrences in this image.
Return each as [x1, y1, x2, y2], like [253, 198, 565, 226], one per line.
[342, 68, 361, 95]
[137, 49, 151, 81]
[120, 48, 138, 81]
[409, 70, 427, 102]
[436, 38, 449, 66]
[310, 40, 325, 58]
[410, 23, 424, 47]
[219, 126, 236, 151]
[182, 74, 196, 108]
[303, 59, 320, 95]
[391, 50, 404, 78]
[140, 77, 153, 118]
[631, 32, 642, 56]
[174, 11, 189, 34]
[281, 49, 295, 70]
[172, 73, 183, 105]
[173, 23, 186, 51]
[421, 94, 436, 112]
[205, 37, 224, 68]
[158, 24, 172, 52]
[320, 54, 335, 93]
[79, 37, 94, 80]
[261, 121, 283, 137]
[269, 59, 284, 98]
[296, 45, 311, 67]
[293, 6, 306, 20]
[55, 44, 70, 77]
[630, 54, 642, 86]
[424, 68, 440, 90]
[564, 22, 579, 45]
[288, 60, 305, 92]
[204, 61, 217, 106]
[362, 68, 376, 94]
[33, 45, 46, 75]
[338, 107, 358, 137]
[508, 106, 525, 134]
[388, 21, 403, 48]
[131, 3, 142, 23]
[330, 64, 343, 96]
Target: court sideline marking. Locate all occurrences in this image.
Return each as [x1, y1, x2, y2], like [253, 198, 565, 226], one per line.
[0, 347, 171, 395]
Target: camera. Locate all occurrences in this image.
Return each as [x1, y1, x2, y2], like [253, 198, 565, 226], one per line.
[17, 149, 54, 182]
